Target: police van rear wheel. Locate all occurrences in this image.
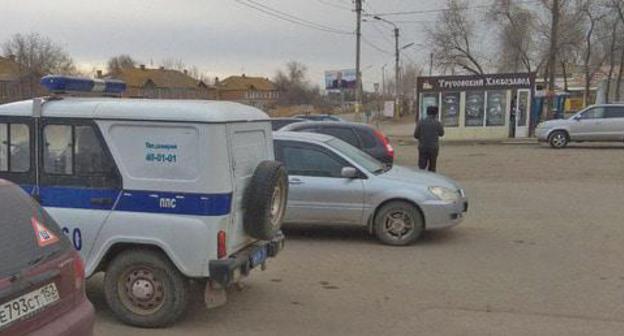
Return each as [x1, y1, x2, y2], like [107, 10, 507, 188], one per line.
[244, 161, 288, 240]
[104, 249, 189, 328]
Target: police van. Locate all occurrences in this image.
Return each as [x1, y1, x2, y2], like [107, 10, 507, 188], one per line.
[0, 76, 288, 327]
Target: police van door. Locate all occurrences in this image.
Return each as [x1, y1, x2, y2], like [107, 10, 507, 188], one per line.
[0, 117, 36, 195]
[227, 122, 272, 251]
[38, 119, 122, 258]
[515, 89, 531, 138]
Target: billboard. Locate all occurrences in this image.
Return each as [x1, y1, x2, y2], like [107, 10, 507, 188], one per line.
[325, 69, 356, 90]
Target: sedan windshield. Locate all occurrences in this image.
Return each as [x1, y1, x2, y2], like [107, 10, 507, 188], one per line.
[325, 138, 385, 174]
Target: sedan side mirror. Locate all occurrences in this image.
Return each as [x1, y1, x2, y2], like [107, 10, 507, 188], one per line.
[573, 115, 582, 121]
[341, 167, 359, 179]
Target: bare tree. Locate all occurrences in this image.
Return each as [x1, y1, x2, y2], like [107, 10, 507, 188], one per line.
[579, 1, 608, 105]
[107, 54, 136, 75]
[489, 0, 541, 73]
[427, 0, 486, 75]
[385, 62, 422, 98]
[602, 15, 621, 102]
[609, 0, 624, 100]
[2, 33, 75, 75]
[273, 61, 321, 106]
[160, 58, 186, 71]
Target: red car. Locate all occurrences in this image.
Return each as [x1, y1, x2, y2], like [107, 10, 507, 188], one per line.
[0, 179, 94, 336]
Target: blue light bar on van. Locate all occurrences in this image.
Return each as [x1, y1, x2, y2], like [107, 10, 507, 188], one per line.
[40, 75, 126, 94]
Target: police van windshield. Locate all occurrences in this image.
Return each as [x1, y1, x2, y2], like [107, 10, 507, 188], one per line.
[0, 184, 69, 278]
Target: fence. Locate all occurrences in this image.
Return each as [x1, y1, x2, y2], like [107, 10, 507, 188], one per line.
[0, 80, 46, 104]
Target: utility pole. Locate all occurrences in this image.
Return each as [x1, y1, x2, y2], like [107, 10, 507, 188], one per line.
[394, 27, 400, 119]
[381, 64, 386, 97]
[355, 0, 363, 121]
[429, 53, 434, 76]
[545, 0, 560, 120]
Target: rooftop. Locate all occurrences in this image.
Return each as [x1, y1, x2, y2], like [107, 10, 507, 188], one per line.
[110, 66, 209, 89]
[218, 75, 276, 91]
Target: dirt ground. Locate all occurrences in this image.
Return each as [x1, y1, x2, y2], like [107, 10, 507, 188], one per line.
[91, 142, 624, 336]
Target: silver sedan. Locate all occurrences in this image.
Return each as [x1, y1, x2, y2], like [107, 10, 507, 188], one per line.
[273, 132, 468, 245]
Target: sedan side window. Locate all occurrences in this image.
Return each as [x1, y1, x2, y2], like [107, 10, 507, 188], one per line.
[580, 108, 605, 120]
[604, 107, 624, 119]
[279, 141, 347, 178]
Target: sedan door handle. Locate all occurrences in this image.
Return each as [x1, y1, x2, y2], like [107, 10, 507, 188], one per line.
[90, 197, 114, 206]
[289, 178, 304, 185]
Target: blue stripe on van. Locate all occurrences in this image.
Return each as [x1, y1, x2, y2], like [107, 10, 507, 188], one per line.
[116, 190, 232, 216]
[39, 186, 120, 210]
[31, 186, 232, 216]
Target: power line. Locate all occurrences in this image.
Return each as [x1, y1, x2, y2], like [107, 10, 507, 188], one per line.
[245, 0, 353, 33]
[368, 5, 490, 17]
[316, 0, 352, 11]
[366, 21, 395, 47]
[368, 0, 540, 17]
[361, 36, 393, 55]
[234, 0, 353, 35]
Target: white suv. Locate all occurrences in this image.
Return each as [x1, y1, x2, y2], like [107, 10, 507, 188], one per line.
[536, 104, 624, 148]
[0, 76, 288, 327]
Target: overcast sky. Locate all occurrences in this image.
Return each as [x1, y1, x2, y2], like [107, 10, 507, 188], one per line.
[0, 0, 491, 89]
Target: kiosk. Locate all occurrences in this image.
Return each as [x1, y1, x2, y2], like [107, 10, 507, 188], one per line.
[417, 73, 535, 140]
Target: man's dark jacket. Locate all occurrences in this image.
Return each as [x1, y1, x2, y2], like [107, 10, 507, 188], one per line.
[414, 116, 445, 149]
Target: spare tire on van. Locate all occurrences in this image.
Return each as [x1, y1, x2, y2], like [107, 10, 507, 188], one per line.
[243, 161, 288, 240]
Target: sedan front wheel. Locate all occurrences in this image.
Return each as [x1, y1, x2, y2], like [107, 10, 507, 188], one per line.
[549, 131, 569, 149]
[374, 201, 424, 246]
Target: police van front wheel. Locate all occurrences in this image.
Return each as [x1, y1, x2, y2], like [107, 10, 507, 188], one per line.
[104, 249, 189, 328]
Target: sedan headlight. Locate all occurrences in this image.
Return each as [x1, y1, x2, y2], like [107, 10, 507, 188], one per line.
[429, 186, 460, 202]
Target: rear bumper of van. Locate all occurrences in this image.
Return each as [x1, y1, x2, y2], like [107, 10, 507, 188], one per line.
[209, 232, 285, 287]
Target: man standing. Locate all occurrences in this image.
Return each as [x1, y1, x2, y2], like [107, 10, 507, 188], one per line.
[414, 106, 444, 172]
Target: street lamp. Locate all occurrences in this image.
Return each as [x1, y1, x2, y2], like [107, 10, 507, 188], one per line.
[373, 16, 402, 118]
[401, 42, 415, 50]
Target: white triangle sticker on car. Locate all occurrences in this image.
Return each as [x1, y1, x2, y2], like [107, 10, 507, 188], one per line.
[31, 217, 60, 247]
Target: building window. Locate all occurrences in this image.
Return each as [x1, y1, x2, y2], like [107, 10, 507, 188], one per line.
[465, 91, 485, 127]
[420, 93, 439, 120]
[486, 90, 507, 126]
[0, 123, 30, 173]
[441, 92, 460, 127]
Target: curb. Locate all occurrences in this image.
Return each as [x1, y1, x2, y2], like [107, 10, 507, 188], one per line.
[390, 137, 538, 146]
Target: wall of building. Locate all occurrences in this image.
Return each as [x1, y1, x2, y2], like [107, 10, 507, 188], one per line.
[124, 87, 216, 100]
[420, 90, 513, 140]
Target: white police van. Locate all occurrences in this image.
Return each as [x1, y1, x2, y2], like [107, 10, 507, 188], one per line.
[0, 76, 287, 327]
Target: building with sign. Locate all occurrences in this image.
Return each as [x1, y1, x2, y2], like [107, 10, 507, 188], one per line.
[417, 73, 535, 140]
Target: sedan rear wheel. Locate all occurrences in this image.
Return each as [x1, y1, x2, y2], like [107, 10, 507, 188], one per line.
[374, 201, 424, 246]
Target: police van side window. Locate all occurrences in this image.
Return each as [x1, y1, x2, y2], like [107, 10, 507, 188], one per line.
[42, 123, 120, 188]
[0, 123, 31, 173]
[0, 123, 6, 171]
[75, 126, 113, 175]
[44, 125, 73, 175]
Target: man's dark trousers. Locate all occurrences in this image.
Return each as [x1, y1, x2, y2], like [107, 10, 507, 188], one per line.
[418, 147, 439, 172]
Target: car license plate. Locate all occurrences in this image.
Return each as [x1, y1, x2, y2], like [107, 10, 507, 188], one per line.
[250, 247, 267, 268]
[0, 283, 59, 330]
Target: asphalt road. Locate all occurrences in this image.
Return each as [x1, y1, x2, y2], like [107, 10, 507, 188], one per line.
[91, 142, 624, 336]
